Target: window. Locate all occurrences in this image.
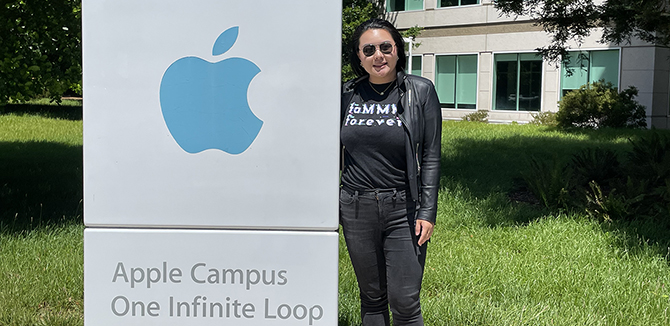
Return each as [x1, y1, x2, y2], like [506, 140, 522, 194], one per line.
[561, 49, 619, 97]
[493, 53, 542, 111]
[435, 55, 477, 109]
[387, 0, 423, 11]
[439, 0, 478, 7]
[409, 55, 422, 76]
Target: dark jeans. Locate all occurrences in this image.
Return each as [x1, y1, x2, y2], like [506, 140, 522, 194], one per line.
[339, 187, 427, 326]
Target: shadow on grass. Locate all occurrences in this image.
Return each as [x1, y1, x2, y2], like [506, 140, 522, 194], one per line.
[1, 103, 83, 121]
[440, 125, 670, 257]
[442, 132, 633, 198]
[0, 141, 83, 233]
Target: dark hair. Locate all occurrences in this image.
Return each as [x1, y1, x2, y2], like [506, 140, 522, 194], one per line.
[349, 18, 406, 78]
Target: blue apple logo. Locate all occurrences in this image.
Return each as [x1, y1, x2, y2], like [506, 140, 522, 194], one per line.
[159, 27, 263, 154]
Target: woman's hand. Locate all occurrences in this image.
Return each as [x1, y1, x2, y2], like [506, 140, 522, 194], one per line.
[415, 219, 434, 246]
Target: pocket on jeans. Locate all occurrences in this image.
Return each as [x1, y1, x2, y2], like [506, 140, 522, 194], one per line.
[339, 188, 355, 205]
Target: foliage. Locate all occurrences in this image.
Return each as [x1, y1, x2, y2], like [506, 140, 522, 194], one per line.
[585, 177, 649, 221]
[494, 0, 670, 64]
[556, 80, 647, 129]
[627, 130, 670, 183]
[529, 111, 557, 127]
[521, 156, 572, 209]
[462, 110, 489, 123]
[402, 25, 423, 50]
[523, 131, 670, 221]
[1, 0, 411, 99]
[570, 147, 620, 187]
[0, 0, 82, 104]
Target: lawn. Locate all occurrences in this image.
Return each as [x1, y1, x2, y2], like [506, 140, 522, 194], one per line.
[1, 106, 669, 325]
[0, 103, 83, 325]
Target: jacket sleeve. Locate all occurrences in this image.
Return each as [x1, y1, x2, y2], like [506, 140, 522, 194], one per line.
[416, 81, 442, 224]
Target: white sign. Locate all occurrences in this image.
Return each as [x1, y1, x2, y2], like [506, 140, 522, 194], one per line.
[83, 0, 341, 229]
[84, 229, 338, 326]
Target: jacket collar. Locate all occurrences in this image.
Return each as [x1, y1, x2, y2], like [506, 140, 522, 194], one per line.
[344, 75, 367, 93]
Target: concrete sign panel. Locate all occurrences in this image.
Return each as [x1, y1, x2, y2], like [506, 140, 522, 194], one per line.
[84, 229, 338, 325]
[83, 0, 341, 229]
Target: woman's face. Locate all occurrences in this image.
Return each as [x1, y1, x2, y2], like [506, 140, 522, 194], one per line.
[357, 28, 398, 84]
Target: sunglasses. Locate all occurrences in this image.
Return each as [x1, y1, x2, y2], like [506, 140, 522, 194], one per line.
[360, 42, 395, 57]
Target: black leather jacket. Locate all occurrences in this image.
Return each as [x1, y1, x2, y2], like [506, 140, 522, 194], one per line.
[341, 70, 442, 224]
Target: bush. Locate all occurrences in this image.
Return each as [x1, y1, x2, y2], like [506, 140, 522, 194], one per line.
[523, 132, 670, 220]
[529, 111, 558, 127]
[570, 148, 620, 187]
[521, 156, 573, 209]
[626, 131, 670, 183]
[462, 110, 489, 123]
[556, 80, 647, 129]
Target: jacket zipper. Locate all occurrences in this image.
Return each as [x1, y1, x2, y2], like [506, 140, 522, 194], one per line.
[416, 143, 420, 174]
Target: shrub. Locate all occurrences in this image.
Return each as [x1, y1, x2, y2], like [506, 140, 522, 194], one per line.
[626, 131, 670, 183]
[522, 131, 670, 221]
[621, 131, 670, 217]
[529, 111, 558, 127]
[521, 156, 573, 209]
[570, 148, 620, 188]
[462, 110, 489, 123]
[556, 80, 647, 129]
[584, 179, 647, 221]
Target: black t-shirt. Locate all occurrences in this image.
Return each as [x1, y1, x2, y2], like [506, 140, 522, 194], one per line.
[341, 81, 407, 190]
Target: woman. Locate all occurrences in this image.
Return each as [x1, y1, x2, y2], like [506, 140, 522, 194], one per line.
[340, 18, 442, 326]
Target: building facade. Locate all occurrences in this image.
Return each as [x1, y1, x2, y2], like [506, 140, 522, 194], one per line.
[387, 0, 670, 128]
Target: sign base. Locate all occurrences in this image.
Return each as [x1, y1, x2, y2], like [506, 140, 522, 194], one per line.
[84, 228, 338, 325]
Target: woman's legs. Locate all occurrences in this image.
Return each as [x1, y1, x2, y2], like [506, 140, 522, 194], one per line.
[340, 188, 426, 326]
[340, 188, 390, 326]
[384, 204, 426, 326]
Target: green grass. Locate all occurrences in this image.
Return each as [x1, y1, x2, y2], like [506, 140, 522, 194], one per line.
[0, 104, 83, 325]
[2, 109, 670, 325]
[0, 112, 83, 231]
[0, 225, 83, 325]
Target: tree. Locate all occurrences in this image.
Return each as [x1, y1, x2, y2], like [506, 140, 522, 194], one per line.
[495, 0, 670, 63]
[0, 0, 413, 102]
[0, 0, 82, 104]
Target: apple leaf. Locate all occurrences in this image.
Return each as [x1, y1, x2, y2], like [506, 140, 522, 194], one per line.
[212, 26, 239, 56]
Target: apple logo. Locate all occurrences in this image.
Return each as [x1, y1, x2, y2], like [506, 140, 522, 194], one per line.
[159, 26, 263, 154]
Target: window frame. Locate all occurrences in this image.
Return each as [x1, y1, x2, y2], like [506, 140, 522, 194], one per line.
[437, 0, 480, 8]
[434, 53, 479, 110]
[492, 52, 544, 112]
[409, 55, 422, 77]
[386, 0, 424, 12]
[560, 48, 621, 98]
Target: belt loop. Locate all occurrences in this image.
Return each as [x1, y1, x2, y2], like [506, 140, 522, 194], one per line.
[354, 190, 359, 220]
